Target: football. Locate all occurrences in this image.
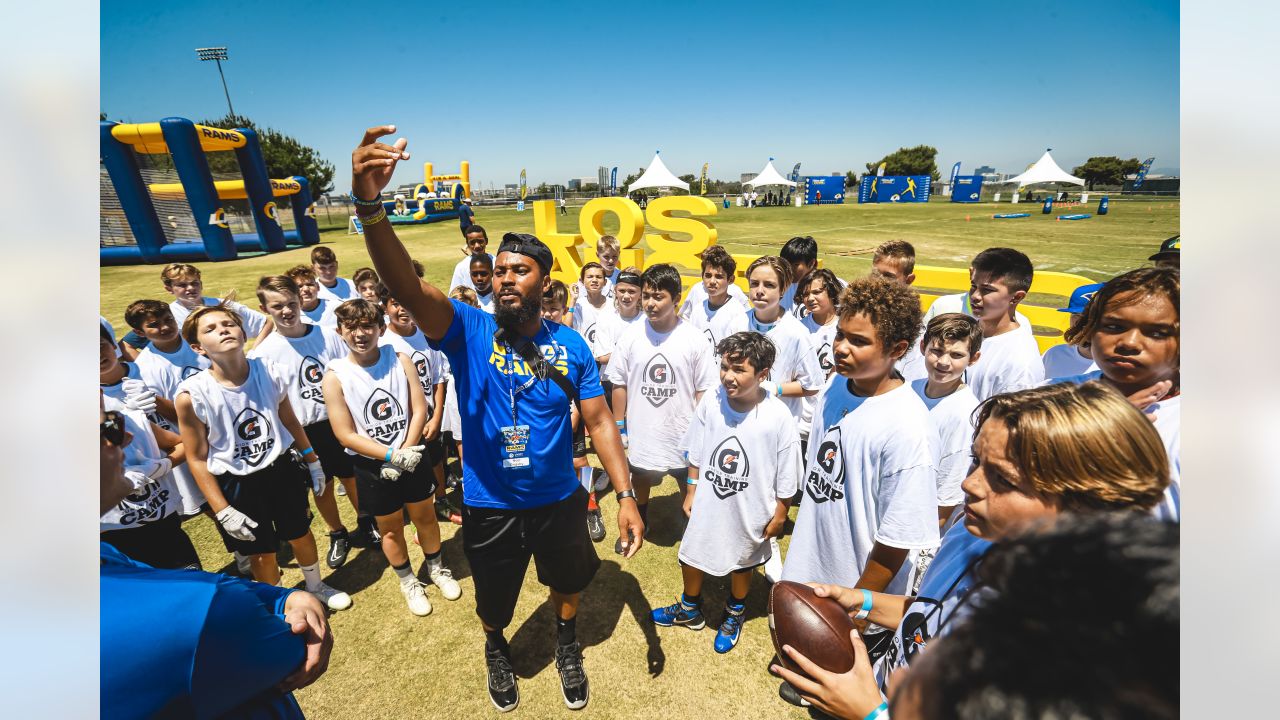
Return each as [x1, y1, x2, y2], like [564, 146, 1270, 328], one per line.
[768, 581, 858, 675]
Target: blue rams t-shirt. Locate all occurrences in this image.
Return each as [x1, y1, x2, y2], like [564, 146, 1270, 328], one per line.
[431, 300, 603, 509]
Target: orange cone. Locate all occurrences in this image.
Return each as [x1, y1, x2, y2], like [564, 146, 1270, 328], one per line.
[965, 215, 970, 221]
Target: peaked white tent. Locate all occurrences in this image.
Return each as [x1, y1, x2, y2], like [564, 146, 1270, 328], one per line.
[627, 151, 689, 192]
[743, 158, 797, 187]
[1003, 149, 1085, 187]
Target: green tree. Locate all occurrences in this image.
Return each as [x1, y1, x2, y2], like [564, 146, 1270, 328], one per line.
[865, 145, 940, 182]
[845, 170, 858, 188]
[196, 114, 336, 198]
[1071, 156, 1143, 189]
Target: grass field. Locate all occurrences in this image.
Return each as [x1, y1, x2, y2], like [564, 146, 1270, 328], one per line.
[100, 196, 1178, 719]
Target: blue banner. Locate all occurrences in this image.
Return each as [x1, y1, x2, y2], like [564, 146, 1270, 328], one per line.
[790, 162, 802, 183]
[949, 162, 961, 188]
[803, 176, 845, 204]
[610, 166, 617, 191]
[949, 175, 983, 203]
[858, 175, 931, 203]
[1132, 158, 1155, 189]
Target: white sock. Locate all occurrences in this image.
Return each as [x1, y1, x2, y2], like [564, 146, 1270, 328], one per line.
[579, 466, 594, 491]
[300, 562, 323, 591]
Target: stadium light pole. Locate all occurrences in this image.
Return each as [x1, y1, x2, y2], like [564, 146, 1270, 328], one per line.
[195, 47, 236, 118]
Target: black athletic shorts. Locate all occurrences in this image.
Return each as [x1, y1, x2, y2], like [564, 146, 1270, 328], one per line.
[352, 454, 436, 518]
[462, 486, 601, 630]
[424, 435, 445, 467]
[573, 424, 587, 458]
[629, 463, 690, 488]
[101, 513, 201, 570]
[306, 419, 355, 479]
[213, 454, 313, 555]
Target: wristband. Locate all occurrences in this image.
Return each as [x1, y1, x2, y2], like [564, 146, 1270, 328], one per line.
[864, 701, 888, 720]
[616, 420, 625, 427]
[854, 589, 873, 621]
[298, 447, 314, 458]
[616, 488, 637, 503]
[384, 448, 393, 462]
[686, 477, 697, 486]
[350, 192, 383, 207]
[358, 206, 387, 226]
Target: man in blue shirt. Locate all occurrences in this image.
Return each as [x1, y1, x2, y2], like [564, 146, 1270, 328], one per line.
[100, 394, 333, 719]
[458, 197, 475, 237]
[352, 125, 643, 714]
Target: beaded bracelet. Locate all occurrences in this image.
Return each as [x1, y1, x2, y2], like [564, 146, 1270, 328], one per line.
[359, 207, 387, 226]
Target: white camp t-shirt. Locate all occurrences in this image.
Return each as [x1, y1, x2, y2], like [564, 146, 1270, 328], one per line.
[176, 358, 294, 476]
[897, 326, 929, 383]
[1049, 370, 1181, 522]
[573, 276, 615, 302]
[100, 396, 183, 531]
[449, 253, 495, 292]
[316, 276, 357, 303]
[1041, 343, 1097, 379]
[169, 297, 267, 339]
[911, 379, 980, 507]
[906, 292, 1032, 378]
[684, 294, 749, 352]
[592, 309, 644, 364]
[247, 325, 349, 427]
[965, 326, 1045, 401]
[800, 314, 839, 430]
[325, 346, 414, 456]
[476, 290, 496, 314]
[572, 296, 613, 352]
[782, 380, 940, 595]
[130, 344, 210, 514]
[679, 280, 749, 319]
[748, 310, 827, 428]
[679, 388, 801, 575]
[380, 328, 445, 419]
[783, 276, 848, 321]
[302, 298, 339, 329]
[604, 319, 718, 471]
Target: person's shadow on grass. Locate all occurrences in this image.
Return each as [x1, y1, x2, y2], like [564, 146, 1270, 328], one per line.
[508, 558, 665, 679]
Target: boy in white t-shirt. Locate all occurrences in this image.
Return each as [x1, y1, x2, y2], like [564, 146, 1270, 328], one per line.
[872, 240, 928, 383]
[469, 254, 497, 314]
[251, 275, 367, 569]
[311, 246, 357, 303]
[1042, 282, 1103, 379]
[353, 267, 381, 304]
[174, 304, 351, 610]
[161, 263, 270, 344]
[448, 225, 492, 292]
[782, 276, 939, 601]
[570, 262, 612, 350]
[284, 265, 338, 329]
[780, 236, 818, 319]
[605, 264, 718, 553]
[911, 313, 982, 529]
[573, 235, 621, 300]
[681, 246, 748, 351]
[323, 299, 461, 616]
[960, 248, 1045, 400]
[652, 332, 799, 654]
[592, 270, 644, 368]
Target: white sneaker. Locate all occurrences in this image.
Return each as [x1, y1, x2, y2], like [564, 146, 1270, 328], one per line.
[763, 538, 783, 584]
[311, 582, 353, 611]
[401, 578, 433, 616]
[428, 564, 462, 601]
[593, 469, 611, 493]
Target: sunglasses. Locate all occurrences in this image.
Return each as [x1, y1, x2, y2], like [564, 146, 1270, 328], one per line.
[101, 410, 128, 446]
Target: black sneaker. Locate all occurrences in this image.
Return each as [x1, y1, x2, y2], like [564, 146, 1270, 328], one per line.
[326, 530, 351, 569]
[778, 681, 811, 708]
[485, 646, 519, 713]
[586, 508, 606, 543]
[554, 641, 589, 710]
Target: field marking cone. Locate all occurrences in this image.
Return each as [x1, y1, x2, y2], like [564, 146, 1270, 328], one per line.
[966, 215, 970, 221]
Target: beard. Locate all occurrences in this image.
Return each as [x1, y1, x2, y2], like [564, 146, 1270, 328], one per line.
[494, 290, 542, 333]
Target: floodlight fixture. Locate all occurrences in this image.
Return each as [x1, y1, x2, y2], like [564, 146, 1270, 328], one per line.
[195, 46, 235, 117]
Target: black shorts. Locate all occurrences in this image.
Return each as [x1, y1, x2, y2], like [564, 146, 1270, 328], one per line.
[213, 455, 313, 555]
[601, 380, 614, 411]
[462, 486, 601, 630]
[573, 425, 587, 458]
[630, 463, 690, 488]
[101, 513, 201, 570]
[425, 436, 445, 467]
[352, 454, 436, 518]
[307, 419, 355, 479]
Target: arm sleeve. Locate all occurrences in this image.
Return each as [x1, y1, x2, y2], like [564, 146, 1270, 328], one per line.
[681, 399, 708, 467]
[232, 302, 267, 337]
[433, 299, 478, 357]
[692, 336, 718, 392]
[603, 333, 629, 386]
[794, 335, 827, 391]
[774, 412, 802, 498]
[872, 434, 942, 550]
[571, 335, 604, 401]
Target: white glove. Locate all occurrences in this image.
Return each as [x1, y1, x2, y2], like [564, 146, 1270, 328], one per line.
[122, 470, 151, 492]
[216, 506, 259, 541]
[306, 460, 327, 496]
[759, 380, 782, 398]
[390, 445, 426, 472]
[380, 462, 403, 481]
[121, 379, 157, 414]
[132, 457, 172, 484]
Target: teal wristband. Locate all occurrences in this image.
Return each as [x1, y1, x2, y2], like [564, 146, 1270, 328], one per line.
[854, 589, 873, 621]
[298, 447, 314, 458]
[384, 448, 393, 462]
[864, 701, 888, 720]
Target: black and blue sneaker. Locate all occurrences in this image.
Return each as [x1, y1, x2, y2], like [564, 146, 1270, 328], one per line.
[713, 602, 745, 653]
[650, 596, 706, 630]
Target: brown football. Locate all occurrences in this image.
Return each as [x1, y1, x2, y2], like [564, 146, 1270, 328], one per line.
[769, 581, 858, 675]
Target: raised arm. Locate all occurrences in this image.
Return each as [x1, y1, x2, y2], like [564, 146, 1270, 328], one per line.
[352, 125, 454, 340]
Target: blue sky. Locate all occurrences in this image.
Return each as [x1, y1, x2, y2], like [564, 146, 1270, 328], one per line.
[102, 1, 1178, 192]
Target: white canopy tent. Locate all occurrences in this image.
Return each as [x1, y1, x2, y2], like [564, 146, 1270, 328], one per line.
[1002, 149, 1085, 187]
[626, 151, 689, 192]
[742, 158, 797, 188]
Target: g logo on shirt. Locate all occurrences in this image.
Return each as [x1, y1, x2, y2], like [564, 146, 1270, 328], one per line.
[299, 356, 325, 403]
[585, 323, 597, 345]
[363, 387, 408, 445]
[703, 328, 715, 348]
[707, 436, 750, 499]
[805, 425, 845, 503]
[641, 353, 677, 408]
[817, 342, 834, 372]
[232, 407, 275, 467]
[366, 388, 401, 423]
